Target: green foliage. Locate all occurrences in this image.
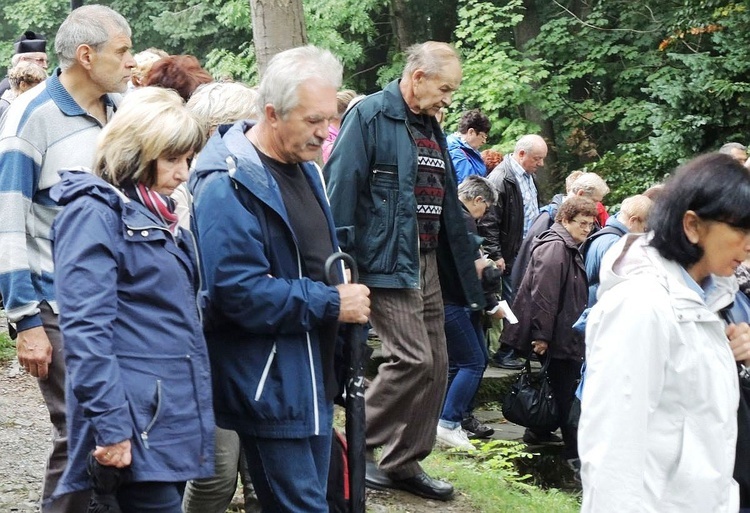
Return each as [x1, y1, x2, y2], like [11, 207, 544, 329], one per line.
[0, 330, 14, 363]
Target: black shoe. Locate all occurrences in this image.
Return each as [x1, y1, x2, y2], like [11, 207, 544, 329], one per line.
[365, 461, 393, 490]
[522, 429, 563, 445]
[391, 471, 454, 501]
[493, 355, 525, 370]
[461, 415, 495, 439]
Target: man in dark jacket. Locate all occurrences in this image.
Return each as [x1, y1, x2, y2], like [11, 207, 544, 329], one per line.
[189, 46, 370, 512]
[479, 134, 546, 369]
[325, 41, 484, 502]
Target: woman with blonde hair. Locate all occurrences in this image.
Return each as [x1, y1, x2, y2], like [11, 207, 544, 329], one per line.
[49, 87, 214, 512]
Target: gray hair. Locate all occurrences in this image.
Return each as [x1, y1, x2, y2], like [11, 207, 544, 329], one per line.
[570, 172, 609, 198]
[402, 41, 460, 79]
[187, 82, 260, 134]
[257, 45, 342, 120]
[55, 5, 131, 71]
[514, 134, 546, 155]
[719, 142, 747, 154]
[458, 175, 498, 205]
[619, 194, 653, 221]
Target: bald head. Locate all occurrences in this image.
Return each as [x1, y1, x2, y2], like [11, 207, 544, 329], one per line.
[513, 134, 547, 174]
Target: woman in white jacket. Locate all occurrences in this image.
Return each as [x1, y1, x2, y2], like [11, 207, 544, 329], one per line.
[579, 153, 750, 513]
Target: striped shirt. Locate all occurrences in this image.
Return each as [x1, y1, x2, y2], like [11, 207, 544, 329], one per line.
[509, 157, 540, 238]
[0, 69, 116, 330]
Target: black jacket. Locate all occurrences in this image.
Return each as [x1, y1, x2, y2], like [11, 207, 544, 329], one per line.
[478, 158, 541, 274]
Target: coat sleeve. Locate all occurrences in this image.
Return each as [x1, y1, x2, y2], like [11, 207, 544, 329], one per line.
[53, 201, 133, 446]
[579, 279, 671, 512]
[526, 240, 568, 343]
[193, 175, 341, 335]
[324, 108, 371, 256]
[478, 196, 504, 261]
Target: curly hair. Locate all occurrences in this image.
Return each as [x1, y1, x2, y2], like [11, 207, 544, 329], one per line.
[481, 149, 503, 173]
[457, 109, 490, 135]
[144, 55, 213, 102]
[555, 196, 598, 223]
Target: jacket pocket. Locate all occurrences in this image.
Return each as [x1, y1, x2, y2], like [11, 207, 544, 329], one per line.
[361, 165, 399, 273]
[254, 343, 277, 401]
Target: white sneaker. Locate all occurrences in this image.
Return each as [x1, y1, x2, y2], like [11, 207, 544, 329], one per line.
[436, 425, 475, 451]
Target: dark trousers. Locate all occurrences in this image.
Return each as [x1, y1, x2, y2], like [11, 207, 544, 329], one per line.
[547, 357, 582, 460]
[117, 481, 185, 513]
[38, 302, 90, 512]
[240, 429, 332, 513]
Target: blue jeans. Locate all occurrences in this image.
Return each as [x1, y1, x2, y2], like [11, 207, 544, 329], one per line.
[240, 424, 332, 512]
[117, 481, 185, 513]
[439, 305, 488, 427]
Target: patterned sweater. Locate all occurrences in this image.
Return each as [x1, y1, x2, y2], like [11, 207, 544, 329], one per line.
[0, 69, 116, 331]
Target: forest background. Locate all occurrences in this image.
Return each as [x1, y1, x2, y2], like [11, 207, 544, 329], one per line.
[0, 0, 748, 204]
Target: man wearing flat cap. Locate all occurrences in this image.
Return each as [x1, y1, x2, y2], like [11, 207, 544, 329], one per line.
[0, 30, 48, 98]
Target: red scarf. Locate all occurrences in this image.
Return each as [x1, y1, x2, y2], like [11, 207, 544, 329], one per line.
[127, 182, 179, 235]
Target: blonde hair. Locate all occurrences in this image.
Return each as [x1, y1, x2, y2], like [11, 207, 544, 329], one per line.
[8, 61, 46, 91]
[187, 81, 259, 134]
[94, 87, 205, 188]
[131, 48, 167, 87]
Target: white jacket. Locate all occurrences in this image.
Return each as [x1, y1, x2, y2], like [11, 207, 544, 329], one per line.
[579, 233, 739, 513]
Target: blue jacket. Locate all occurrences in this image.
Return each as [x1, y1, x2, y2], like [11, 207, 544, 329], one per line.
[189, 121, 341, 439]
[324, 80, 484, 309]
[584, 216, 628, 306]
[446, 133, 486, 183]
[49, 170, 215, 497]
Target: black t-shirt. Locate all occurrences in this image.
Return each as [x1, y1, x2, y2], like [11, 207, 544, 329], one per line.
[255, 148, 333, 283]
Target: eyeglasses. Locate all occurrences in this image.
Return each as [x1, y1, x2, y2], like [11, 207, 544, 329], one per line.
[571, 218, 594, 230]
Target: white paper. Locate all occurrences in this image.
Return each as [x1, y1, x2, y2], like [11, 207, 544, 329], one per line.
[498, 300, 518, 324]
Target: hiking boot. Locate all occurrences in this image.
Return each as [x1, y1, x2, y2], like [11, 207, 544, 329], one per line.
[522, 429, 563, 445]
[436, 425, 475, 451]
[461, 415, 495, 439]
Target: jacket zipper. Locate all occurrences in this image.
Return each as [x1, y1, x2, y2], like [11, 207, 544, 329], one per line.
[140, 379, 163, 449]
[254, 343, 277, 401]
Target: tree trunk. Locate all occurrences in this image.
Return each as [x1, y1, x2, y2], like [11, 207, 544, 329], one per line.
[248, 0, 308, 77]
[514, 0, 558, 199]
[389, 0, 414, 52]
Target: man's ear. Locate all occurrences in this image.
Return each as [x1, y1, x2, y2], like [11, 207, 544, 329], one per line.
[412, 69, 426, 85]
[264, 104, 278, 125]
[76, 44, 95, 70]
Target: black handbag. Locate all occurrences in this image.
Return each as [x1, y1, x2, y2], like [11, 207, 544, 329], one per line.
[502, 357, 559, 432]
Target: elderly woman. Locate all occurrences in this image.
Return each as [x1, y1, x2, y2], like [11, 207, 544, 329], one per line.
[446, 109, 491, 183]
[49, 87, 213, 512]
[579, 153, 750, 512]
[0, 60, 46, 119]
[436, 175, 503, 449]
[503, 195, 597, 462]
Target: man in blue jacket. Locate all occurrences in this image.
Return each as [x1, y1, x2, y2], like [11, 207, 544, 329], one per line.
[325, 41, 485, 502]
[189, 46, 370, 513]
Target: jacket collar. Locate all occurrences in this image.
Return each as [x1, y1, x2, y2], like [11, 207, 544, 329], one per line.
[47, 68, 116, 118]
[380, 80, 408, 121]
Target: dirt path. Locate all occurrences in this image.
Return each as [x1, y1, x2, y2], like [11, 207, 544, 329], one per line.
[0, 357, 474, 513]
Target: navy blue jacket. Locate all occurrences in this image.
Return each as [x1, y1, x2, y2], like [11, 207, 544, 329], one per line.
[50, 171, 215, 496]
[189, 121, 341, 439]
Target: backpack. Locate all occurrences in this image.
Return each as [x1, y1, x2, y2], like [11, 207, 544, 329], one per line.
[327, 429, 351, 513]
[580, 224, 626, 261]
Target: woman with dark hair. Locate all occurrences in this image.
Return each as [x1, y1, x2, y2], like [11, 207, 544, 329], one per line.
[144, 54, 214, 102]
[446, 109, 491, 183]
[49, 87, 213, 512]
[502, 195, 596, 464]
[579, 153, 750, 512]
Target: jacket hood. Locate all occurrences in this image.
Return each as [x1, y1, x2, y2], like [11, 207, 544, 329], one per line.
[598, 232, 737, 311]
[51, 169, 122, 209]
